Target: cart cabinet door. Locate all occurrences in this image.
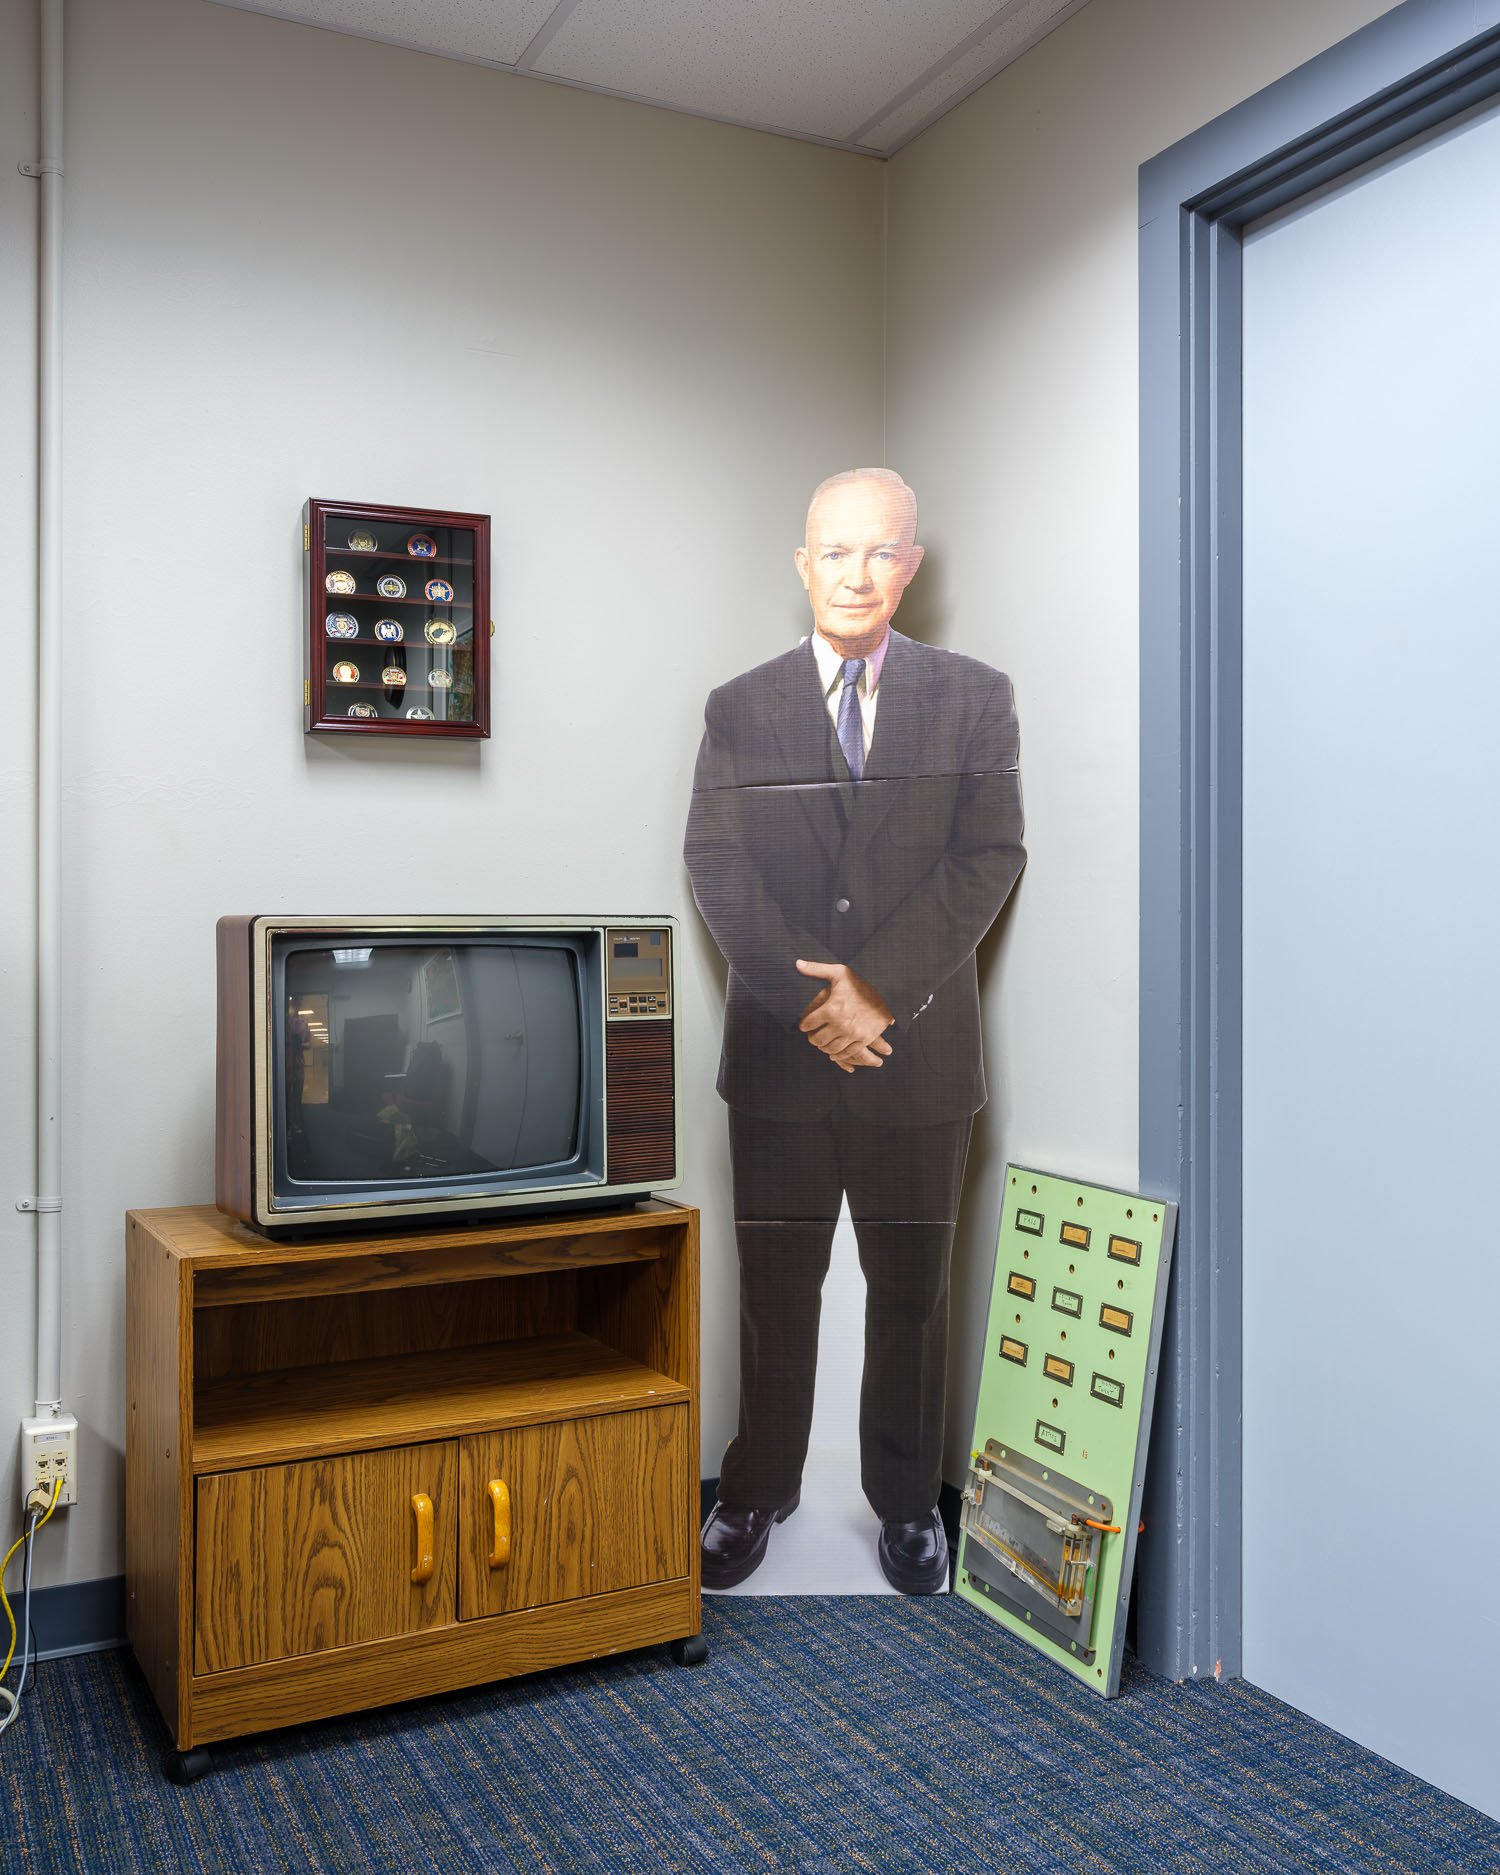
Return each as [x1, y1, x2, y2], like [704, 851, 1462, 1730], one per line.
[195, 1441, 458, 1673]
[460, 1405, 687, 1619]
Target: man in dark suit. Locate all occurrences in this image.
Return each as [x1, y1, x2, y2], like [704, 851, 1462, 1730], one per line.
[684, 468, 1026, 1592]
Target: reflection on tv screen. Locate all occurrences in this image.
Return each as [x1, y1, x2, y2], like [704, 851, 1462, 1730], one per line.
[281, 943, 581, 1184]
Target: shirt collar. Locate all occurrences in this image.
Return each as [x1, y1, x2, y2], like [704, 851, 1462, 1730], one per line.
[808, 627, 890, 695]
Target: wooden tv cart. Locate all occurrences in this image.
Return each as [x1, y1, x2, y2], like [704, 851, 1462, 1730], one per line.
[125, 1200, 701, 1782]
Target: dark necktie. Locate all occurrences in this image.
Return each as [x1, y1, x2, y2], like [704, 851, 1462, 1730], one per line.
[836, 658, 866, 780]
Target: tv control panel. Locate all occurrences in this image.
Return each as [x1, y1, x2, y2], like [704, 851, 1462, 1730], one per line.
[605, 926, 673, 1021]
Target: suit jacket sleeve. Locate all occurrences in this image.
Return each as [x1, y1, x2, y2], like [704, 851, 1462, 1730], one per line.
[683, 684, 835, 1029]
[849, 669, 1026, 1027]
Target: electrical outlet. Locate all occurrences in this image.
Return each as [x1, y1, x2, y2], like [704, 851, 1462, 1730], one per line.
[20, 1414, 78, 1510]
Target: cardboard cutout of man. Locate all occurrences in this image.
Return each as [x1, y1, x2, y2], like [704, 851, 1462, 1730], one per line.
[684, 468, 1026, 1593]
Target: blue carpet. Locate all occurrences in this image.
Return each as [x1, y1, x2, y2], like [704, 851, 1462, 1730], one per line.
[2, 1596, 1494, 1873]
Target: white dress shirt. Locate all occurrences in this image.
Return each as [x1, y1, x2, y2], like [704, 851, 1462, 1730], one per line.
[807, 629, 887, 758]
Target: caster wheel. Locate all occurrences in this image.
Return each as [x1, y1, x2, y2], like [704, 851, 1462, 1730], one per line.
[163, 1746, 213, 1785]
[670, 1634, 709, 1667]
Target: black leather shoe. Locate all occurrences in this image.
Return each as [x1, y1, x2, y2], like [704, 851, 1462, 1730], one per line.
[700, 1491, 800, 1590]
[878, 1508, 950, 1595]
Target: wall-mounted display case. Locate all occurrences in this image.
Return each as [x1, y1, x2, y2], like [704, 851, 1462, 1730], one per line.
[305, 499, 491, 738]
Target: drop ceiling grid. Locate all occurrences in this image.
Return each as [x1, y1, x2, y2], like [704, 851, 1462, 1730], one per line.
[205, 0, 1097, 155]
[857, 0, 1093, 150]
[527, 0, 1004, 145]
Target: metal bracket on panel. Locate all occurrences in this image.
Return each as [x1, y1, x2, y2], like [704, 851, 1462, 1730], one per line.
[16, 1196, 62, 1213]
[18, 160, 63, 178]
[960, 1441, 1112, 1664]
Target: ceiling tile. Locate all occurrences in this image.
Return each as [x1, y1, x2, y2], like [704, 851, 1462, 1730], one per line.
[209, 0, 561, 69]
[529, 0, 1003, 144]
[208, 0, 1098, 153]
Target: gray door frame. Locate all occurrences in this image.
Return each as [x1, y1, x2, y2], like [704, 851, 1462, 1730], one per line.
[1136, 0, 1500, 1683]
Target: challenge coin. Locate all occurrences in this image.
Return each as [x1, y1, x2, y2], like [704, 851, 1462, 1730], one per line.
[325, 613, 359, 639]
[346, 528, 378, 552]
[405, 706, 435, 720]
[406, 533, 438, 559]
[346, 702, 378, 717]
[429, 667, 453, 688]
[382, 664, 408, 687]
[424, 619, 457, 646]
[373, 618, 404, 643]
[331, 660, 359, 684]
[376, 573, 407, 598]
[424, 577, 455, 603]
[325, 569, 357, 594]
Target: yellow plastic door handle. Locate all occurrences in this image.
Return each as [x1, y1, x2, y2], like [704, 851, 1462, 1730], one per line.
[410, 1492, 434, 1585]
[487, 1478, 511, 1568]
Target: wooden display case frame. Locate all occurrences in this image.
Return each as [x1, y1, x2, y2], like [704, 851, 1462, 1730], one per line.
[126, 1199, 701, 1781]
[305, 497, 491, 738]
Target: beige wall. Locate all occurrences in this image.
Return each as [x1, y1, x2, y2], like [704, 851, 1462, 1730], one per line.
[4, 0, 1411, 1591]
[884, 0, 1397, 1480]
[0, 0, 883, 1586]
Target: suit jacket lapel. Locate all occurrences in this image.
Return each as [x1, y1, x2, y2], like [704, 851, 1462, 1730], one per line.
[772, 641, 844, 866]
[846, 631, 937, 859]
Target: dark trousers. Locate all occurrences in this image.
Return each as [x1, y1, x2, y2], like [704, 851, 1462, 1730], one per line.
[717, 1110, 973, 1521]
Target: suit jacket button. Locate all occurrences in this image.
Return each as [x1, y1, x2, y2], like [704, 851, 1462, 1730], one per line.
[834, 897, 851, 914]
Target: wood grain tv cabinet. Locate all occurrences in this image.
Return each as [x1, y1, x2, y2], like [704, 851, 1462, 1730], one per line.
[125, 1201, 702, 1782]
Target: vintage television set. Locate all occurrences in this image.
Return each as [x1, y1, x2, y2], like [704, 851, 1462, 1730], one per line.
[216, 915, 679, 1235]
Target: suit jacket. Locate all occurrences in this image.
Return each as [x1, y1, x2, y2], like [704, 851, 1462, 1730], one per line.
[683, 629, 1025, 1126]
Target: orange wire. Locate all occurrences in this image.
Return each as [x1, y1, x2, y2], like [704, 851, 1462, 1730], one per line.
[1082, 1518, 1121, 1533]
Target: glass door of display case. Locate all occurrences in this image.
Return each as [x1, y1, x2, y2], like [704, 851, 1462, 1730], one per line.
[305, 499, 491, 738]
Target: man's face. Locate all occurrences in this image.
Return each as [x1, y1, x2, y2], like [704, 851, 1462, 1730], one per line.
[795, 480, 924, 657]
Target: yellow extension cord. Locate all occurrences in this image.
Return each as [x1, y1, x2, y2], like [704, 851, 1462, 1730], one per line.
[1, 1476, 62, 1688]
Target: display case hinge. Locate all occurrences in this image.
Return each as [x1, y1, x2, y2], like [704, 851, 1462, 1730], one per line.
[303, 522, 310, 552]
[304, 679, 310, 707]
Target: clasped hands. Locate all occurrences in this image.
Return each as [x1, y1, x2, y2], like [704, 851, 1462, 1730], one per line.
[795, 959, 894, 1073]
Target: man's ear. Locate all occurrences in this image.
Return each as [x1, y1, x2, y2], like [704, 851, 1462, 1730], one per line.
[794, 545, 811, 592]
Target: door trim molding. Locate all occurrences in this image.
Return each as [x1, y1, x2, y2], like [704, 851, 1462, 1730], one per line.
[1136, 0, 1500, 1683]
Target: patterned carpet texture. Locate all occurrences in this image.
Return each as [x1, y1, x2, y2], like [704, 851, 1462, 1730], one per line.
[2, 1595, 1495, 1874]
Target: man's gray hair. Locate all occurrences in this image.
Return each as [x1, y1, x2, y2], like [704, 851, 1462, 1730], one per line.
[805, 467, 918, 542]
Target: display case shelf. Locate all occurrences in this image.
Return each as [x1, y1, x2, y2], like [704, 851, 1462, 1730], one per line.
[322, 550, 475, 568]
[320, 596, 473, 609]
[306, 498, 490, 739]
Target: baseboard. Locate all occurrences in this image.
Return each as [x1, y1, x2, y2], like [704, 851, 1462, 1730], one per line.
[22, 1575, 127, 1660]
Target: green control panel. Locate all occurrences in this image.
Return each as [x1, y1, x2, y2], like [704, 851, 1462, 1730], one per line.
[956, 1166, 1177, 1697]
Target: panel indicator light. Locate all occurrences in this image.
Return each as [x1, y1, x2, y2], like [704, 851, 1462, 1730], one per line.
[1090, 1372, 1125, 1408]
[1043, 1354, 1075, 1386]
[1035, 1421, 1066, 1455]
[1051, 1286, 1083, 1319]
[1000, 1337, 1028, 1366]
[1007, 1272, 1036, 1301]
[1060, 1222, 1091, 1250]
[1016, 1209, 1044, 1236]
[1108, 1235, 1142, 1265]
[1100, 1303, 1134, 1336]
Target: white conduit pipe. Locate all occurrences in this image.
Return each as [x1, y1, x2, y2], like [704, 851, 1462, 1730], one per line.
[32, 0, 65, 1419]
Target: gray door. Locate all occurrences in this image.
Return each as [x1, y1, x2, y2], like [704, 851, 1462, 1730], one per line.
[1240, 100, 1500, 1819]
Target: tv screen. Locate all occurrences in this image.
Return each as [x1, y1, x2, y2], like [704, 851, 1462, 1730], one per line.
[275, 939, 587, 1195]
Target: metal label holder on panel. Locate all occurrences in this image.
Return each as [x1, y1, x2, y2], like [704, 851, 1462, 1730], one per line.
[956, 1166, 1177, 1696]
